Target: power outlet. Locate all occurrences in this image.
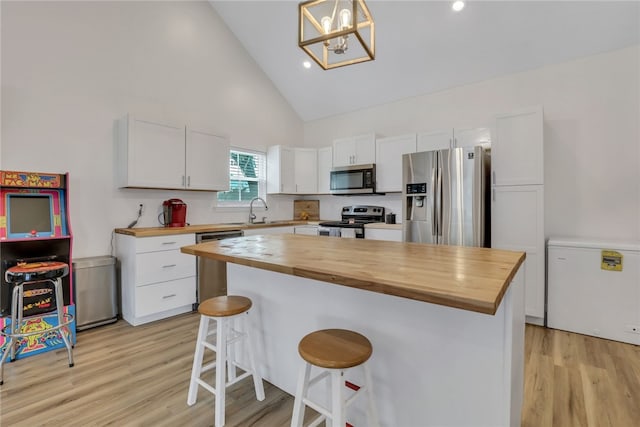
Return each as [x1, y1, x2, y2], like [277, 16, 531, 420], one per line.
[624, 324, 640, 334]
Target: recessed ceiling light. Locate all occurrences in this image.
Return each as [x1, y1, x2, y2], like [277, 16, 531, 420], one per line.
[452, 1, 465, 12]
[303, 61, 312, 69]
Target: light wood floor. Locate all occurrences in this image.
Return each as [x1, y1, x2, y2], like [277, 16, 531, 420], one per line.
[0, 312, 638, 426]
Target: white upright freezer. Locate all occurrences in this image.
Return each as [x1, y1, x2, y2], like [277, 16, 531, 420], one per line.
[547, 237, 640, 345]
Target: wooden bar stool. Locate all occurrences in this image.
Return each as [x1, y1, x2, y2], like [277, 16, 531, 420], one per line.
[187, 295, 265, 427]
[0, 261, 74, 385]
[291, 329, 379, 427]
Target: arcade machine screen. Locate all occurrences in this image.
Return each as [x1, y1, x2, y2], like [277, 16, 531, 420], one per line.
[7, 194, 54, 238]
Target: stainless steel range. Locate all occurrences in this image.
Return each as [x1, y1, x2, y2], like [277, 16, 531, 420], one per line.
[318, 205, 385, 238]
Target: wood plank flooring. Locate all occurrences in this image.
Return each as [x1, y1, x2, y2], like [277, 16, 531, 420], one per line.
[1, 312, 638, 426]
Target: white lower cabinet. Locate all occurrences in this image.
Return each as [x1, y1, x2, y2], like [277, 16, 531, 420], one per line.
[491, 185, 544, 321]
[244, 226, 295, 236]
[365, 228, 402, 242]
[294, 225, 319, 236]
[116, 233, 196, 326]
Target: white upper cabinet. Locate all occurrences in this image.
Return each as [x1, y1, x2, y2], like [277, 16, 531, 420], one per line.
[317, 146, 333, 194]
[375, 134, 417, 193]
[267, 145, 317, 194]
[417, 129, 452, 152]
[492, 106, 544, 186]
[417, 127, 490, 152]
[186, 128, 229, 191]
[453, 127, 491, 148]
[333, 132, 376, 166]
[117, 114, 229, 191]
[294, 148, 318, 194]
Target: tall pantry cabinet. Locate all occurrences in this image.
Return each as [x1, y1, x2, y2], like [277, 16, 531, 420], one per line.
[491, 106, 545, 324]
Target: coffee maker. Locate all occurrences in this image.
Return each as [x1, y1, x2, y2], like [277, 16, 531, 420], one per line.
[162, 199, 187, 227]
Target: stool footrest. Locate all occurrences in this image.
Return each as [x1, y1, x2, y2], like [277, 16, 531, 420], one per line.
[302, 397, 332, 419]
[196, 378, 218, 396]
[308, 414, 327, 427]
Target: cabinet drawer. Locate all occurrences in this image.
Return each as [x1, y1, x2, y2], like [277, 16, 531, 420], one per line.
[136, 250, 195, 285]
[135, 277, 196, 317]
[135, 234, 194, 254]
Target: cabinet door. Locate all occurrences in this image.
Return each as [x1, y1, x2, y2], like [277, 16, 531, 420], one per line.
[294, 148, 318, 194]
[244, 226, 295, 236]
[333, 137, 356, 167]
[453, 127, 490, 148]
[365, 228, 402, 241]
[123, 116, 185, 189]
[317, 146, 332, 194]
[186, 128, 229, 191]
[375, 134, 417, 192]
[354, 133, 376, 164]
[416, 130, 452, 152]
[493, 106, 544, 186]
[491, 185, 545, 319]
[267, 145, 295, 194]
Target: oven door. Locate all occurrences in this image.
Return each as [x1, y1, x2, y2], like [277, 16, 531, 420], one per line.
[318, 226, 363, 238]
[318, 226, 341, 237]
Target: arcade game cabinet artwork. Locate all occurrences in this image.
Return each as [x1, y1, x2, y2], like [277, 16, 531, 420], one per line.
[0, 170, 76, 360]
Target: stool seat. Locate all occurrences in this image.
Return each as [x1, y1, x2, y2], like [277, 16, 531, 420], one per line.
[198, 295, 252, 317]
[5, 261, 69, 283]
[298, 329, 372, 369]
[292, 328, 379, 427]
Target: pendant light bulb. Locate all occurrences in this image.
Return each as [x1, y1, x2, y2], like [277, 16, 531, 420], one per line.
[339, 8, 351, 29]
[321, 16, 332, 35]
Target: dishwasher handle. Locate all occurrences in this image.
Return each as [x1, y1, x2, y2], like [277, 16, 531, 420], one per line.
[196, 230, 244, 242]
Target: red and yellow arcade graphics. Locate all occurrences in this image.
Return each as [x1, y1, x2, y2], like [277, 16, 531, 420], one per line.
[0, 170, 76, 360]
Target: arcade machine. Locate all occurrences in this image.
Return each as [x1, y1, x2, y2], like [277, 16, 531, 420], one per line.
[0, 170, 76, 360]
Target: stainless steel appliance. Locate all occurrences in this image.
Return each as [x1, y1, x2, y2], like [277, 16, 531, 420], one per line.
[330, 164, 376, 195]
[195, 230, 243, 305]
[73, 256, 118, 331]
[403, 145, 490, 247]
[318, 205, 385, 238]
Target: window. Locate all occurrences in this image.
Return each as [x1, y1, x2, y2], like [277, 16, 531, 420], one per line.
[217, 148, 266, 206]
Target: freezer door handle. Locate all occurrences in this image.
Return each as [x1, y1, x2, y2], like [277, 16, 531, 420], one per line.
[435, 166, 442, 238]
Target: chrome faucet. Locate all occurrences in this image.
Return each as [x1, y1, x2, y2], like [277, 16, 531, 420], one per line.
[249, 197, 268, 224]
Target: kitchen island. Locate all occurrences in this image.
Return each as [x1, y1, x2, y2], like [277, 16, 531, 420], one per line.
[181, 234, 526, 426]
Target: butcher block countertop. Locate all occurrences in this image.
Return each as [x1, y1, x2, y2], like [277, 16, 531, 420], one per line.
[114, 220, 316, 237]
[181, 234, 525, 315]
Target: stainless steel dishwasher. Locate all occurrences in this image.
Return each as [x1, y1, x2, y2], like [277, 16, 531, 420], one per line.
[195, 230, 244, 305]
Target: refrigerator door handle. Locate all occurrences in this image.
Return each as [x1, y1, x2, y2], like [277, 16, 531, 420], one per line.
[431, 166, 438, 237]
[436, 166, 443, 238]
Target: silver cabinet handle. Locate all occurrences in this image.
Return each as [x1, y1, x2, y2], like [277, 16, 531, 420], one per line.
[492, 171, 496, 185]
[187, 176, 191, 187]
[162, 264, 177, 268]
[182, 175, 185, 186]
[492, 189, 496, 201]
[162, 294, 176, 299]
[161, 241, 177, 245]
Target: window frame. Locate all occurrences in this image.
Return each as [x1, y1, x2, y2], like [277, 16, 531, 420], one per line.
[216, 147, 267, 209]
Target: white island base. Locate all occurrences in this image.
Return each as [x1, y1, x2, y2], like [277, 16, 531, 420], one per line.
[228, 263, 525, 427]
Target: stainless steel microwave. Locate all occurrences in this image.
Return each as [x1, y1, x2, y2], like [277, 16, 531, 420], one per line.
[330, 164, 376, 195]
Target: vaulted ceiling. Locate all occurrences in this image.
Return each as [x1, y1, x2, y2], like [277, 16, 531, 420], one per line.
[211, 1, 640, 121]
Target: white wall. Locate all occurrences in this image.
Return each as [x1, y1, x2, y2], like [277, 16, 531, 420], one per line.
[304, 46, 640, 241]
[1, 1, 303, 257]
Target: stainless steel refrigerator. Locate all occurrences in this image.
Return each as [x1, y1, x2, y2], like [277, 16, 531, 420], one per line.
[402, 145, 490, 247]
